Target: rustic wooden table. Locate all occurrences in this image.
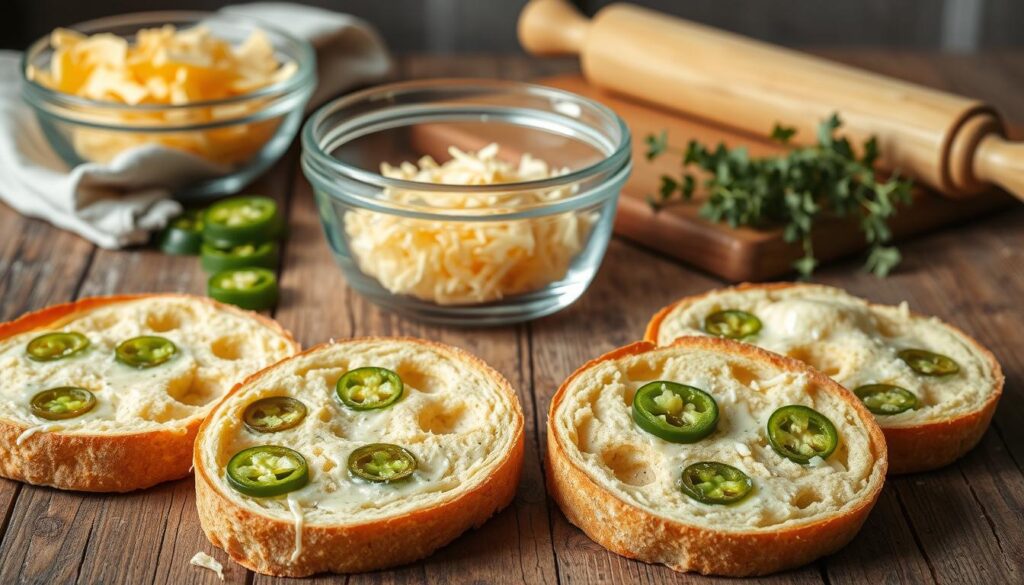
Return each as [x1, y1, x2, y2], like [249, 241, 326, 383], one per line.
[0, 53, 1022, 585]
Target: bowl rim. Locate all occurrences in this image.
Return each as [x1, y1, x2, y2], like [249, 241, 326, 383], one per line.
[300, 78, 632, 195]
[20, 10, 317, 112]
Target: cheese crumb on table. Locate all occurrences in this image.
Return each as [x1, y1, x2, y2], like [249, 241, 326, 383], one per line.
[345, 143, 595, 305]
[189, 551, 224, 580]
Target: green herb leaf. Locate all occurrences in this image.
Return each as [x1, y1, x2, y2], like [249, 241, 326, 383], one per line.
[771, 124, 797, 144]
[645, 114, 912, 277]
[645, 130, 669, 161]
[659, 176, 678, 199]
[865, 245, 902, 278]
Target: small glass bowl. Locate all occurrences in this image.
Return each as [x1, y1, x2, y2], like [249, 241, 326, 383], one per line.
[301, 79, 631, 325]
[21, 11, 316, 198]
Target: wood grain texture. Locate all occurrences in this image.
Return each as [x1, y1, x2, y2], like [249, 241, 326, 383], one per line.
[12, 0, 1012, 54]
[0, 53, 1020, 585]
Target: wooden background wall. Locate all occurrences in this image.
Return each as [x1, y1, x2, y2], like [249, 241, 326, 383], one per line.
[1, 0, 1021, 53]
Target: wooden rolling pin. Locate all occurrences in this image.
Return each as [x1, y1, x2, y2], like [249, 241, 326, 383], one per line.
[518, 0, 1024, 201]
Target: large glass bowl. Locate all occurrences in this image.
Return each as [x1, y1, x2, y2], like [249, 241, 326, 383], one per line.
[301, 79, 631, 325]
[21, 11, 316, 198]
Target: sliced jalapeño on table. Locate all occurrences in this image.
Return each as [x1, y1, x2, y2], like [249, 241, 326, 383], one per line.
[336, 367, 404, 411]
[704, 309, 762, 339]
[854, 383, 918, 415]
[116, 335, 177, 368]
[767, 405, 838, 464]
[30, 386, 97, 420]
[679, 461, 753, 505]
[632, 381, 718, 443]
[203, 196, 280, 246]
[243, 397, 308, 433]
[158, 208, 205, 255]
[226, 445, 309, 497]
[898, 349, 959, 377]
[208, 268, 279, 311]
[26, 331, 90, 362]
[348, 443, 417, 483]
[200, 241, 279, 273]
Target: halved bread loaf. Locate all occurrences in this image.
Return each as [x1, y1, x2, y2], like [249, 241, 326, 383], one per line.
[0, 294, 298, 492]
[547, 338, 887, 576]
[645, 283, 1004, 474]
[194, 337, 525, 577]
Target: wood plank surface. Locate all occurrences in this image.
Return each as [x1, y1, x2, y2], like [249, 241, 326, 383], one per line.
[0, 53, 1021, 585]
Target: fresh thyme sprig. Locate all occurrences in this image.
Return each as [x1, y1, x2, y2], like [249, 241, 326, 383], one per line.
[645, 114, 913, 277]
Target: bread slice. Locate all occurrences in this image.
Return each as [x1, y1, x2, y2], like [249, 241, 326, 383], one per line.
[194, 337, 525, 577]
[547, 338, 887, 576]
[645, 283, 1004, 474]
[0, 294, 298, 492]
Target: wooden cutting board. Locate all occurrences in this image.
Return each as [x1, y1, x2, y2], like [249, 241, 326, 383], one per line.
[541, 75, 1015, 281]
[409, 74, 1014, 281]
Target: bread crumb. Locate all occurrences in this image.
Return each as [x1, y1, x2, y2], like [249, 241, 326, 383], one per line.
[190, 552, 224, 580]
[898, 301, 910, 319]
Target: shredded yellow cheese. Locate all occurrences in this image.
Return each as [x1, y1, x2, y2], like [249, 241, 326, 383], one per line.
[345, 144, 594, 305]
[27, 25, 296, 165]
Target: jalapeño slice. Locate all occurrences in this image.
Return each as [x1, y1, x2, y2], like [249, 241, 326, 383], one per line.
[632, 381, 718, 443]
[336, 367, 403, 411]
[854, 384, 918, 415]
[767, 405, 839, 464]
[898, 349, 960, 377]
[226, 445, 309, 497]
[680, 462, 754, 505]
[243, 396, 308, 433]
[348, 443, 417, 483]
[158, 209, 204, 255]
[203, 196, 279, 246]
[704, 310, 762, 339]
[115, 336, 177, 368]
[30, 386, 97, 420]
[207, 268, 279, 311]
[26, 331, 90, 362]
[200, 241, 279, 274]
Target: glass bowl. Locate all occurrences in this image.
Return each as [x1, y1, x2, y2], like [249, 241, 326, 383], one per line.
[21, 11, 316, 199]
[301, 79, 631, 326]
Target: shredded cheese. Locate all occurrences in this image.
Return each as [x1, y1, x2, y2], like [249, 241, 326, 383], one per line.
[345, 144, 594, 305]
[26, 25, 296, 165]
[189, 551, 225, 580]
[286, 495, 304, 562]
[16, 423, 63, 446]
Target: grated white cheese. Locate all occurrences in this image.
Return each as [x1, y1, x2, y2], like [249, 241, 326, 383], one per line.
[189, 551, 224, 580]
[345, 144, 594, 305]
[16, 423, 63, 445]
[287, 495, 304, 562]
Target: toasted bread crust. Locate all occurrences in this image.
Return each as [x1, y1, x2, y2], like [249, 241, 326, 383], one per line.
[0, 294, 299, 492]
[644, 283, 1004, 474]
[547, 338, 888, 576]
[194, 337, 525, 577]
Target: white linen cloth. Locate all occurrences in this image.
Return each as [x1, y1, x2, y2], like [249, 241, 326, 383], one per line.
[0, 3, 390, 248]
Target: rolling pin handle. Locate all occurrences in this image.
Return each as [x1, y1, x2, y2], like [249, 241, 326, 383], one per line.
[974, 134, 1024, 202]
[518, 0, 591, 57]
